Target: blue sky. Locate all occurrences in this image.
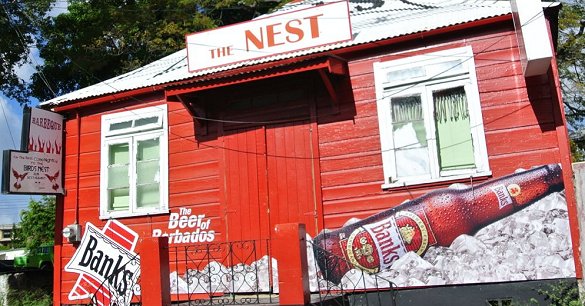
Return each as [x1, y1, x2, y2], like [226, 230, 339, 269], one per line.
[0, 3, 68, 225]
[0, 52, 41, 224]
[0, 94, 36, 225]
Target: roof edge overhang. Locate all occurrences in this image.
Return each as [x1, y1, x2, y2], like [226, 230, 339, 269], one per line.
[165, 55, 347, 98]
[51, 13, 516, 114]
[52, 55, 348, 113]
[52, 85, 165, 112]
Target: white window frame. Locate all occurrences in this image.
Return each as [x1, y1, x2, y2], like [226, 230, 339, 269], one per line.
[374, 46, 490, 189]
[100, 105, 169, 219]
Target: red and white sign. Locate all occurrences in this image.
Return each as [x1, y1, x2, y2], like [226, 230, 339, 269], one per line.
[26, 107, 63, 153]
[186, 0, 352, 72]
[6, 151, 62, 193]
[2, 107, 64, 194]
[65, 220, 140, 306]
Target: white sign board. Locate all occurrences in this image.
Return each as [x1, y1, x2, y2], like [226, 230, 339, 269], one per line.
[65, 221, 140, 306]
[4, 151, 62, 194]
[186, 1, 352, 72]
[2, 107, 64, 194]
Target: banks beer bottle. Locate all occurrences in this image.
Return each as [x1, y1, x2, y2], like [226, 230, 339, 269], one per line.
[313, 164, 564, 283]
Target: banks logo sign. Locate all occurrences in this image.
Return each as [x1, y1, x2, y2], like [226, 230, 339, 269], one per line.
[65, 220, 140, 306]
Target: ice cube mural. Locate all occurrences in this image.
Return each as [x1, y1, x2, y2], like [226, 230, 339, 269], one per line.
[165, 166, 576, 294]
[64, 166, 576, 303]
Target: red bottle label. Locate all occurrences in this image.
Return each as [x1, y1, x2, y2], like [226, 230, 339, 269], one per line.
[490, 183, 521, 209]
[339, 208, 437, 273]
[491, 184, 513, 209]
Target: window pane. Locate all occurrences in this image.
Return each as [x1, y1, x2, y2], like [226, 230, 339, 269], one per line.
[387, 66, 425, 83]
[137, 138, 160, 161]
[110, 120, 132, 132]
[137, 138, 160, 184]
[135, 116, 159, 127]
[137, 160, 159, 185]
[391, 95, 430, 178]
[109, 188, 129, 211]
[428, 60, 464, 77]
[108, 143, 129, 189]
[108, 165, 129, 188]
[434, 87, 475, 171]
[109, 143, 129, 164]
[137, 184, 159, 208]
[136, 137, 161, 209]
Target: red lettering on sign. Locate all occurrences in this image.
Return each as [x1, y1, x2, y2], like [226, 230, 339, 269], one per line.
[244, 13, 324, 51]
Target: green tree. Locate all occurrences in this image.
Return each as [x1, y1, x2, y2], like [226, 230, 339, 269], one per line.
[1, 0, 285, 103]
[14, 196, 55, 253]
[0, 0, 53, 103]
[0, 0, 286, 103]
[558, 0, 585, 158]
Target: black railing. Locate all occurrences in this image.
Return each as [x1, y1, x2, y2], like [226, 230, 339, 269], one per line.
[81, 238, 397, 306]
[308, 240, 397, 306]
[87, 253, 142, 306]
[167, 239, 275, 305]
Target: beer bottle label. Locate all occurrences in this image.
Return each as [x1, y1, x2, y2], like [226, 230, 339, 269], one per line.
[490, 183, 521, 209]
[339, 208, 437, 273]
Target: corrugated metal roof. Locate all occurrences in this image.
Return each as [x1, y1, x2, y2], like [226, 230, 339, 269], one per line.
[41, 0, 517, 106]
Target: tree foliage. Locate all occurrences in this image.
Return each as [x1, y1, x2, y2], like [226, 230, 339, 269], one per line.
[14, 196, 55, 253]
[0, 0, 53, 103]
[0, 0, 284, 104]
[558, 2, 585, 142]
[550, 0, 585, 161]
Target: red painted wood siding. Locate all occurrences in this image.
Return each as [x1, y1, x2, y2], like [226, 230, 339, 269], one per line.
[55, 20, 570, 303]
[316, 24, 563, 229]
[219, 84, 323, 240]
[57, 96, 225, 302]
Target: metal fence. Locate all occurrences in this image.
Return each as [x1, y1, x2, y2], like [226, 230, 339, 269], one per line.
[309, 240, 397, 306]
[81, 238, 397, 306]
[166, 239, 275, 305]
[86, 253, 142, 306]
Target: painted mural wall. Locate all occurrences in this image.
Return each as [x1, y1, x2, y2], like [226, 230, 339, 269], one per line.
[62, 164, 575, 305]
[310, 164, 575, 287]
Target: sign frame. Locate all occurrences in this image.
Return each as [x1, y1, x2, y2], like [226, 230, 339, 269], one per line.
[1, 107, 65, 195]
[185, 0, 352, 73]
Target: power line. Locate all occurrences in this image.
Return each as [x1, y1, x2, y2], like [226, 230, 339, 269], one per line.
[2, 2, 57, 98]
[0, 99, 17, 149]
[10, 1, 558, 160]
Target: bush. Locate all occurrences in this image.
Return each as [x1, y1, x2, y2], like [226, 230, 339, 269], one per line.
[6, 288, 52, 306]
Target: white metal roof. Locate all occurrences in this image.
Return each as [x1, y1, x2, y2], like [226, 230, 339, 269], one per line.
[41, 0, 520, 106]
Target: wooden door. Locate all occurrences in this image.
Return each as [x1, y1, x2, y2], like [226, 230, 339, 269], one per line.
[265, 120, 320, 236]
[220, 91, 322, 245]
[222, 126, 270, 243]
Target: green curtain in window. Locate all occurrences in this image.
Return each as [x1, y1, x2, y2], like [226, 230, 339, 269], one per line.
[108, 143, 130, 211]
[136, 138, 160, 208]
[434, 87, 475, 171]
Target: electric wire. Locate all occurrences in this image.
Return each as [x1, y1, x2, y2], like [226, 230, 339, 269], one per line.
[0, 0, 561, 224]
[0, 99, 17, 149]
[7, 0, 560, 161]
[0, 2, 57, 99]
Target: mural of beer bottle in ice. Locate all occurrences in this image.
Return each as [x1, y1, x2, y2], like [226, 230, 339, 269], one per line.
[312, 164, 564, 284]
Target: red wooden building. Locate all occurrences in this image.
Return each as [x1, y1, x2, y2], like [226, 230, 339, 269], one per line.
[41, 0, 582, 305]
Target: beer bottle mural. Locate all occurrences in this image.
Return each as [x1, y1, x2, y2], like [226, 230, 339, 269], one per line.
[313, 164, 567, 284]
[63, 164, 575, 299]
